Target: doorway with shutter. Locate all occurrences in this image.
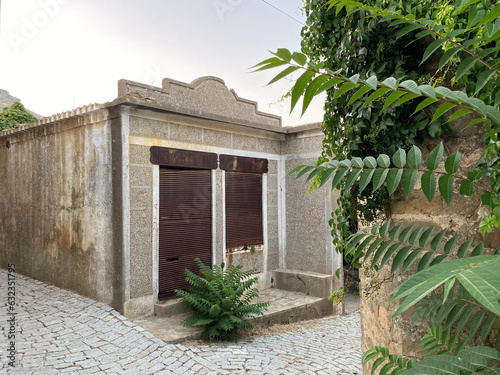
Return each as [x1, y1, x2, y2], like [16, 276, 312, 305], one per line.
[158, 168, 212, 300]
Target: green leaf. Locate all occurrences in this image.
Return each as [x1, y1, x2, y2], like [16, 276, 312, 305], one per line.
[421, 171, 437, 202]
[371, 241, 394, 267]
[396, 92, 420, 106]
[365, 75, 378, 90]
[421, 38, 446, 65]
[389, 224, 403, 240]
[438, 174, 454, 205]
[379, 244, 403, 269]
[413, 97, 438, 114]
[431, 229, 447, 251]
[364, 156, 377, 169]
[364, 87, 391, 106]
[399, 80, 421, 95]
[439, 46, 462, 70]
[426, 142, 444, 170]
[252, 57, 288, 71]
[317, 77, 343, 95]
[387, 168, 403, 195]
[482, 191, 494, 207]
[443, 278, 456, 302]
[318, 168, 336, 188]
[372, 168, 389, 191]
[380, 221, 391, 237]
[348, 85, 372, 105]
[274, 48, 292, 62]
[351, 157, 364, 169]
[475, 69, 496, 95]
[296, 166, 315, 179]
[397, 24, 422, 39]
[402, 169, 418, 199]
[471, 242, 484, 256]
[359, 169, 375, 192]
[401, 249, 423, 275]
[477, 2, 500, 27]
[407, 146, 422, 169]
[291, 70, 316, 113]
[377, 154, 391, 168]
[348, 74, 360, 84]
[291, 52, 307, 66]
[268, 66, 300, 85]
[399, 225, 415, 243]
[383, 91, 406, 109]
[446, 108, 472, 123]
[444, 151, 461, 174]
[417, 252, 435, 271]
[382, 77, 397, 90]
[391, 255, 497, 316]
[331, 167, 349, 189]
[419, 84, 437, 100]
[334, 82, 356, 99]
[419, 226, 435, 248]
[431, 102, 457, 123]
[443, 234, 460, 255]
[305, 166, 324, 183]
[392, 149, 406, 168]
[457, 237, 474, 258]
[344, 169, 362, 191]
[409, 225, 425, 245]
[459, 180, 475, 196]
[455, 56, 479, 81]
[302, 74, 331, 116]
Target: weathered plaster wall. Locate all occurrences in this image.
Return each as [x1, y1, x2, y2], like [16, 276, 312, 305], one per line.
[360, 119, 494, 373]
[0, 108, 119, 307]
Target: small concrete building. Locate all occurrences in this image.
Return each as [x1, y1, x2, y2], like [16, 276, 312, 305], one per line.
[0, 77, 342, 319]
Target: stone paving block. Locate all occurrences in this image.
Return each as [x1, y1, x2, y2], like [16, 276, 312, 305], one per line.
[0, 269, 362, 375]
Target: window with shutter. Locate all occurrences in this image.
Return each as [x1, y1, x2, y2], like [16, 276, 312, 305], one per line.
[225, 171, 263, 250]
[220, 154, 267, 251]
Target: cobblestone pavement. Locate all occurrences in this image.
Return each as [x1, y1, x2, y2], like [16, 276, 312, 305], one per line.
[0, 269, 362, 374]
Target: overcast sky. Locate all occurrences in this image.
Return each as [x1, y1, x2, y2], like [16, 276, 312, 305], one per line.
[0, 0, 325, 126]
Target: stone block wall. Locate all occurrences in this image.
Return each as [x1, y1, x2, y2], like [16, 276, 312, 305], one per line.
[360, 118, 492, 373]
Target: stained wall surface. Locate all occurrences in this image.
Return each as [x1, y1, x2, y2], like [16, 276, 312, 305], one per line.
[0, 107, 121, 308]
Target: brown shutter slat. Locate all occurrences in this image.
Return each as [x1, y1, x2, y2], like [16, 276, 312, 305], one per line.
[225, 171, 263, 250]
[159, 169, 212, 299]
[220, 154, 268, 173]
[151, 146, 217, 169]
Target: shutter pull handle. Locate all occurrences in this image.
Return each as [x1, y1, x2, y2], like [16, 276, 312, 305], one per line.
[166, 257, 179, 262]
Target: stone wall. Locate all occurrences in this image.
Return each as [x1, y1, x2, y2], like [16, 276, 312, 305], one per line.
[360, 118, 493, 373]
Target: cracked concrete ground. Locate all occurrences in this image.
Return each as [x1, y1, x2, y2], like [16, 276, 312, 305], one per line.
[0, 269, 362, 374]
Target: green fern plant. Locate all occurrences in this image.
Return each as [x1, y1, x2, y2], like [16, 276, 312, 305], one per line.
[175, 258, 270, 341]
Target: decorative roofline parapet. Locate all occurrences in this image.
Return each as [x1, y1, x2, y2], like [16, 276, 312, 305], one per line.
[117, 76, 282, 128]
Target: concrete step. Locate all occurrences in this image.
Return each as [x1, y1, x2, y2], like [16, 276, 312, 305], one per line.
[154, 298, 192, 318]
[133, 288, 335, 343]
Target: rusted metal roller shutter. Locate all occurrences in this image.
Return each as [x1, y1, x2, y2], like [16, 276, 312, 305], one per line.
[225, 171, 263, 250]
[159, 169, 212, 299]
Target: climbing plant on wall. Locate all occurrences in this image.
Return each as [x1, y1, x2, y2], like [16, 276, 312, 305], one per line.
[254, 0, 500, 373]
[299, 0, 500, 255]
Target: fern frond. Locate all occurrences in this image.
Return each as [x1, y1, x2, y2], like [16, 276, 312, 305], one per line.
[363, 346, 415, 374]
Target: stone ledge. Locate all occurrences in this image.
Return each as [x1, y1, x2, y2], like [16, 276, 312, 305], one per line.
[274, 269, 334, 298]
